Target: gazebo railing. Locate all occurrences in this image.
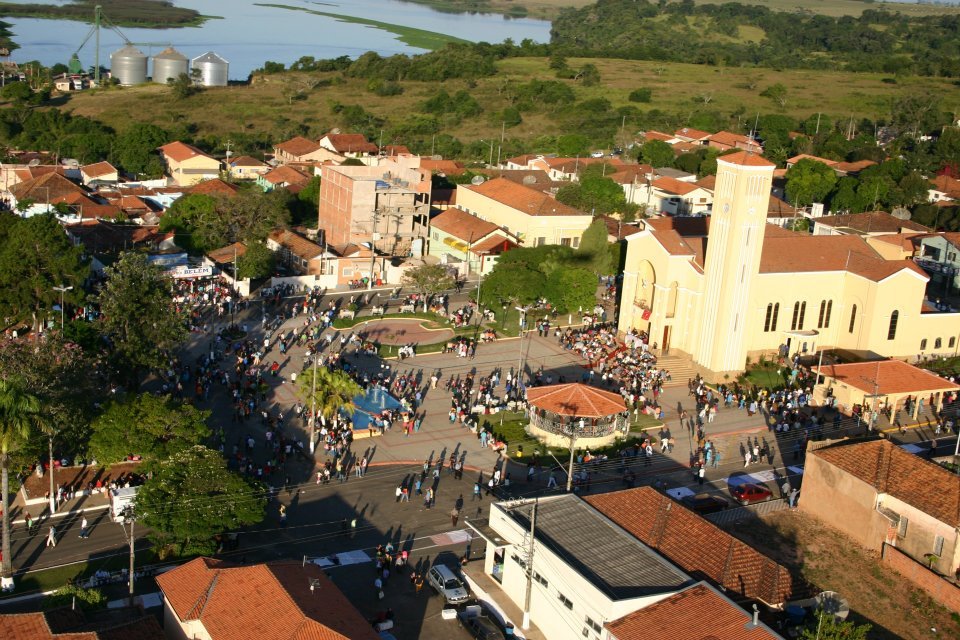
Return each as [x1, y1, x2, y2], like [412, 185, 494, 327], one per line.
[527, 411, 629, 438]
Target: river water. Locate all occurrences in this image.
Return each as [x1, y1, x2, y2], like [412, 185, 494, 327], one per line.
[1, 0, 551, 78]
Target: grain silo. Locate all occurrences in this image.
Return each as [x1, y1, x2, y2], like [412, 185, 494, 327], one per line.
[152, 47, 189, 84]
[191, 51, 228, 87]
[110, 44, 147, 85]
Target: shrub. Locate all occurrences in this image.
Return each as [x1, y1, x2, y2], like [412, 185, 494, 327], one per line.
[628, 88, 652, 103]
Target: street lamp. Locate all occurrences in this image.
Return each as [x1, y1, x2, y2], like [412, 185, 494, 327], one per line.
[52, 285, 73, 331]
[309, 353, 318, 454]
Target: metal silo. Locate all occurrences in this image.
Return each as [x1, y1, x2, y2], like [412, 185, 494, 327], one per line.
[191, 51, 228, 87]
[110, 44, 147, 85]
[152, 47, 189, 84]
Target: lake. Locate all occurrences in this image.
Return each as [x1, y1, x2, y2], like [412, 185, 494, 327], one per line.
[1, 0, 551, 78]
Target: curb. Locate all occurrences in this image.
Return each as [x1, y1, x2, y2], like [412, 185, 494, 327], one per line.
[11, 503, 110, 526]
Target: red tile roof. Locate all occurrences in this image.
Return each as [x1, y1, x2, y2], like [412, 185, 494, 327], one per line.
[652, 175, 701, 196]
[717, 150, 774, 168]
[931, 174, 960, 199]
[0, 611, 163, 640]
[767, 196, 797, 218]
[606, 583, 782, 640]
[819, 359, 959, 396]
[275, 136, 321, 157]
[462, 177, 589, 217]
[80, 161, 117, 179]
[419, 158, 466, 175]
[269, 229, 323, 260]
[585, 487, 802, 605]
[430, 207, 500, 242]
[834, 159, 877, 174]
[469, 234, 516, 255]
[759, 234, 928, 282]
[640, 131, 674, 142]
[323, 133, 378, 154]
[9, 171, 87, 202]
[188, 178, 240, 196]
[263, 165, 311, 186]
[229, 155, 268, 168]
[814, 211, 930, 234]
[157, 558, 379, 640]
[710, 132, 763, 151]
[811, 439, 960, 527]
[160, 141, 214, 163]
[206, 242, 247, 264]
[696, 174, 717, 190]
[525, 383, 627, 417]
[674, 127, 712, 141]
[786, 154, 838, 167]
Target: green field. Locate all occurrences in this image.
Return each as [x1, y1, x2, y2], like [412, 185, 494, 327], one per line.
[255, 3, 468, 50]
[59, 55, 960, 155]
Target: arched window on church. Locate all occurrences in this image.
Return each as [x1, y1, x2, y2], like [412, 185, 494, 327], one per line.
[825, 300, 832, 328]
[848, 304, 857, 334]
[798, 302, 807, 330]
[791, 302, 800, 331]
[764, 304, 773, 332]
[818, 300, 826, 329]
[771, 303, 779, 332]
[887, 310, 899, 340]
[935, 337, 942, 350]
[921, 339, 928, 351]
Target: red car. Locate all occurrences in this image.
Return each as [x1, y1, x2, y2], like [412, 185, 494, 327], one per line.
[731, 483, 773, 505]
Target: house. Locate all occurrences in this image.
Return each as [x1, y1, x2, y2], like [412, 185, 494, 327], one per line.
[0, 609, 164, 640]
[784, 154, 876, 177]
[506, 155, 626, 182]
[318, 131, 379, 158]
[766, 196, 800, 228]
[258, 164, 312, 193]
[672, 127, 712, 145]
[65, 220, 175, 255]
[618, 151, 960, 378]
[467, 494, 694, 640]
[318, 156, 431, 257]
[801, 439, 960, 581]
[708, 131, 763, 154]
[812, 212, 930, 237]
[915, 232, 960, 294]
[7, 172, 89, 217]
[600, 215, 642, 242]
[267, 228, 326, 275]
[226, 154, 269, 180]
[79, 161, 118, 186]
[156, 557, 379, 640]
[158, 141, 222, 187]
[632, 175, 713, 216]
[929, 174, 960, 203]
[606, 582, 783, 640]
[418, 157, 466, 176]
[456, 177, 593, 247]
[205, 241, 247, 269]
[428, 207, 517, 276]
[272, 136, 325, 165]
[865, 232, 928, 261]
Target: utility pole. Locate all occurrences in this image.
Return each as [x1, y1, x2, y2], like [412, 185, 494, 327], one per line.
[368, 210, 380, 291]
[48, 435, 56, 516]
[521, 499, 537, 630]
[309, 351, 318, 453]
[53, 285, 73, 331]
[94, 5, 101, 85]
[566, 419, 584, 492]
[120, 507, 136, 605]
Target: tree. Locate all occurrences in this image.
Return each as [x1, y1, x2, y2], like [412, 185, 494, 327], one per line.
[545, 268, 597, 313]
[235, 242, 275, 280]
[577, 63, 601, 86]
[97, 252, 186, 388]
[639, 139, 675, 168]
[134, 445, 265, 557]
[785, 159, 838, 207]
[0, 214, 88, 330]
[799, 614, 871, 640]
[160, 190, 289, 254]
[89, 393, 210, 466]
[557, 134, 591, 157]
[113, 124, 169, 178]
[0, 380, 41, 590]
[42, 585, 106, 612]
[296, 367, 361, 432]
[168, 72, 199, 100]
[578, 218, 613, 274]
[402, 264, 455, 310]
[760, 83, 788, 108]
[628, 88, 652, 103]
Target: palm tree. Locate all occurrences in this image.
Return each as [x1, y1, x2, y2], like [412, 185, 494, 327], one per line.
[297, 367, 361, 436]
[0, 379, 41, 591]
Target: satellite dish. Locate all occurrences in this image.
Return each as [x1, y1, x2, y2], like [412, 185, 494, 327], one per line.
[815, 591, 850, 621]
[470, 175, 486, 185]
[522, 175, 537, 185]
[28, 159, 40, 167]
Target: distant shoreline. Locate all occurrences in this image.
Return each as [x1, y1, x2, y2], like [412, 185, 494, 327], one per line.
[0, 1, 215, 32]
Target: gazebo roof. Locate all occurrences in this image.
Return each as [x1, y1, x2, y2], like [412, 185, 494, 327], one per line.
[526, 383, 627, 418]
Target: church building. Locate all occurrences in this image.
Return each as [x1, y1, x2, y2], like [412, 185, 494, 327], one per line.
[618, 151, 960, 380]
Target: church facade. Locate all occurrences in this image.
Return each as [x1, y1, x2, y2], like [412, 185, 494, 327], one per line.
[618, 152, 960, 380]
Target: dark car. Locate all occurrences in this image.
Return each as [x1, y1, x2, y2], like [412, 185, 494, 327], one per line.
[681, 493, 731, 514]
[731, 483, 773, 505]
[458, 613, 506, 640]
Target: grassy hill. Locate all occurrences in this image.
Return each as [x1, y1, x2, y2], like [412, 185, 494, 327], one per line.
[55, 55, 958, 159]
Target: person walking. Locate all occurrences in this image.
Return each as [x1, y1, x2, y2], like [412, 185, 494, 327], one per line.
[78, 516, 90, 539]
[46, 525, 57, 547]
[400, 486, 410, 502]
[473, 482, 481, 501]
[24, 513, 33, 533]
[450, 508, 460, 526]
[697, 465, 705, 486]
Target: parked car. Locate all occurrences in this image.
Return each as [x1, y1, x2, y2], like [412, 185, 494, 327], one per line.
[458, 612, 506, 640]
[681, 493, 731, 514]
[730, 483, 773, 505]
[590, 151, 605, 158]
[427, 564, 469, 604]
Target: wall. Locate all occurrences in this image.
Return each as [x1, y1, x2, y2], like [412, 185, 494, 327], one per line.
[881, 544, 960, 613]
[456, 188, 592, 246]
[162, 599, 211, 640]
[881, 494, 960, 577]
[798, 453, 889, 550]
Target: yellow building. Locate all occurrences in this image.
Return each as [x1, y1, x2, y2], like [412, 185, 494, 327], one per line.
[456, 177, 593, 247]
[618, 151, 960, 380]
[158, 141, 222, 187]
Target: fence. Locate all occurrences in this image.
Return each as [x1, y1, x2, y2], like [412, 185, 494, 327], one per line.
[881, 543, 960, 613]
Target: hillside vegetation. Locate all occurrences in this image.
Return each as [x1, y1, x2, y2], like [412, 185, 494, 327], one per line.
[0, 0, 208, 28]
[551, 0, 960, 76]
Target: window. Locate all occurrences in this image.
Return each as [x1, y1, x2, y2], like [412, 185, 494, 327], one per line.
[849, 304, 857, 333]
[888, 310, 899, 340]
[585, 617, 603, 634]
[561, 237, 572, 247]
[797, 302, 806, 330]
[533, 572, 548, 588]
[935, 337, 942, 349]
[934, 535, 945, 557]
[771, 303, 779, 331]
[764, 304, 774, 332]
[825, 300, 832, 328]
[535, 237, 547, 247]
[951, 337, 956, 349]
[921, 339, 928, 351]
[897, 516, 909, 538]
[572, 237, 580, 249]
[791, 302, 800, 331]
[818, 300, 827, 329]
[558, 593, 573, 610]
[432, 232, 439, 240]
[510, 554, 526, 569]
[342, 267, 354, 277]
